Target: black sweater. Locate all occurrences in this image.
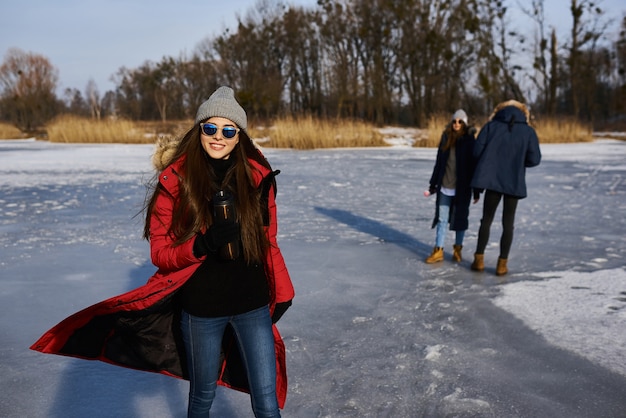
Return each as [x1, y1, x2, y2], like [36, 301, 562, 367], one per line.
[177, 157, 270, 317]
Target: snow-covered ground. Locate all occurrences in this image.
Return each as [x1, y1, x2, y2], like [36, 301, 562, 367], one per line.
[1, 136, 625, 417]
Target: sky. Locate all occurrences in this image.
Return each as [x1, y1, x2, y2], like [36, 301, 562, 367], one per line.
[0, 0, 315, 95]
[1, 132, 625, 417]
[1, 0, 624, 98]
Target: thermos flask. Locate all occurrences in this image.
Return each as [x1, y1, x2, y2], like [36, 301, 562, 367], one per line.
[212, 190, 239, 260]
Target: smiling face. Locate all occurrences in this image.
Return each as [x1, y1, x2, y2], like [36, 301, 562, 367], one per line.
[199, 116, 240, 160]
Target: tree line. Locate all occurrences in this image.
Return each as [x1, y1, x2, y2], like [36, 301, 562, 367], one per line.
[1, 0, 625, 133]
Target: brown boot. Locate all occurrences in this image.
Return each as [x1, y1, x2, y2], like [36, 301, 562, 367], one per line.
[452, 245, 463, 262]
[496, 258, 508, 276]
[471, 254, 484, 271]
[425, 247, 444, 264]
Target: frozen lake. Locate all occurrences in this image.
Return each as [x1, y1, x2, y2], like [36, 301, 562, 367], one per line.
[1, 138, 625, 417]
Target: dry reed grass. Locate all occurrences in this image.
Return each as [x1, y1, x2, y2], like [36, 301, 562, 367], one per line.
[0, 122, 25, 139]
[47, 115, 156, 143]
[414, 114, 451, 148]
[533, 117, 592, 143]
[9, 113, 599, 147]
[257, 116, 387, 149]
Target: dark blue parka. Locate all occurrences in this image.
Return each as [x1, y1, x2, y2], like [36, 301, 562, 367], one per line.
[471, 103, 541, 199]
[429, 128, 476, 231]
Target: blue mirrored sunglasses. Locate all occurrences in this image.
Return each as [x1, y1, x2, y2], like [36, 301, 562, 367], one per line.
[200, 123, 240, 139]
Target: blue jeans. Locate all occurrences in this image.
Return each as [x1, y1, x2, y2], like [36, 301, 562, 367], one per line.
[435, 192, 465, 248]
[181, 306, 280, 418]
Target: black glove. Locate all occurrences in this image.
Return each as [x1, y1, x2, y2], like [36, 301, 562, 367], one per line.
[271, 300, 292, 323]
[193, 222, 240, 257]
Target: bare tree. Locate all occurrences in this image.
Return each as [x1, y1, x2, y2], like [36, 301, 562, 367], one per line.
[394, 0, 482, 124]
[63, 87, 89, 116]
[26, 0, 619, 127]
[521, 0, 559, 114]
[101, 91, 118, 119]
[179, 51, 220, 116]
[549, 29, 559, 115]
[567, 0, 610, 119]
[614, 16, 626, 116]
[152, 57, 180, 123]
[350, 0, 399, 125]
[213, 0, 287, 120]
[0, 48, 59, 131]
[317, 0, 363, 118]
[279, 6, 323, 115]
[475, 0, 525, 108]
[85, 79, 101, 120]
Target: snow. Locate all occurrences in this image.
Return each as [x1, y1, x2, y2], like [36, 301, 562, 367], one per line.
[1, 136, 625, 417]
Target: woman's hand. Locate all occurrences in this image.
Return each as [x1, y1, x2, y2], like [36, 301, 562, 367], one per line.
[193, 222, 240, 257]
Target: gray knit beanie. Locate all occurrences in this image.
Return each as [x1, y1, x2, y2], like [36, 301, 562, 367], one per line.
[194, 86, 247, 133]
[451, 109, 468, 125]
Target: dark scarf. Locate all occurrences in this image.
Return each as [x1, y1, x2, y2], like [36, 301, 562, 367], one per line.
[207, 155, 234, 185]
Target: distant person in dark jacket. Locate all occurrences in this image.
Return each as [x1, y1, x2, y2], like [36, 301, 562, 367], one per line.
[470, 100, 541, 276]
[425, 109, 476, 264]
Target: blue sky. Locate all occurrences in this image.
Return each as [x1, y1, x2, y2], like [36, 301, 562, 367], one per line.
[0, 0, 623, 97]
[0, 0, 314, 95]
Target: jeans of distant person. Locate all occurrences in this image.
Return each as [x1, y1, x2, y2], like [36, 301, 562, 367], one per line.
[435, 192, 465, 248]
[181, 305, 280, 418]
[475, 190, 519, 259]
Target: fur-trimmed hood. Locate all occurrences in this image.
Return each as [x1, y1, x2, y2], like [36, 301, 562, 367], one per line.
[489, 99, 530, 122]
[152, 136, 180, 172]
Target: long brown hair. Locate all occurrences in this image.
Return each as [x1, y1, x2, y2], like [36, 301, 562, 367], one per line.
[143, 125, 271, 263]
[441, 122, 468, 151]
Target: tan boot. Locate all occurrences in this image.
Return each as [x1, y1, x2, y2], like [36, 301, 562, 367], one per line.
[425, 247, 444, 264]
[471, 254, 484, 271]
[452, 245, 463, 262]
[496, 258, 508, 276]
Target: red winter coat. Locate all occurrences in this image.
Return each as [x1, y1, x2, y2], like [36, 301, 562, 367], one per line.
[30, 155, 295, 408]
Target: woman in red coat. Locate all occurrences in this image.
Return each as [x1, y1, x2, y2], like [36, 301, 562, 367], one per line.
[31, 86, 295, 417]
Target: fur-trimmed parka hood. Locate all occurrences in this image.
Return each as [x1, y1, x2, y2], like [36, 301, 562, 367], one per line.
[152, 136, 180, 172]
[489, 99, 530, 123]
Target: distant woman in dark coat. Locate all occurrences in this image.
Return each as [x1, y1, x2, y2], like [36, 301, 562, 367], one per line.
[470, 100, 541, 276]
[425, 109, 476, 264]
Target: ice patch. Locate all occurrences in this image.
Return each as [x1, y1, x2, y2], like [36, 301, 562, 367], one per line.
[493, 268, 626, 376]
[352, 316, 372, 324]
[424, 344, 445, 361]
[442, 388, 492, 415]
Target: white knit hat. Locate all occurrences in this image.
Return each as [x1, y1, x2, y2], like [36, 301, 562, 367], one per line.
[451, 109, 468, 125]
[194, 86, 247, 133]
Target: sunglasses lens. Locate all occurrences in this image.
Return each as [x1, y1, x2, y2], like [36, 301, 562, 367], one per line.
[202, 123, 218, 136]
[222, 127, 237, 139]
